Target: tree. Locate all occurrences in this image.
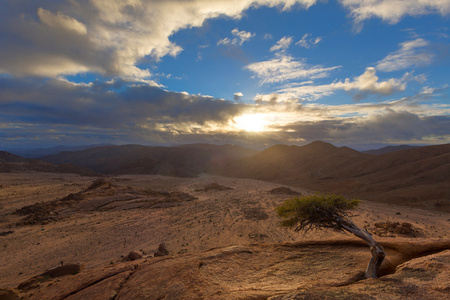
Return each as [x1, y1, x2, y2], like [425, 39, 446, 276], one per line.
[276, 194, 385, 279]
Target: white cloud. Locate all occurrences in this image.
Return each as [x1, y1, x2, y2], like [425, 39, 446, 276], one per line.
[245, 54, 340, 85]
[234, 92, 244, 101]
[334, 67, 406, 96]
[296, 33, 322, 48]
[255, 67, 408, 102]
[37, 8, 87, 35]
[270, 36, 293, 52]
[340, 0, 450, 30]
[376, 38, 434, 72]
[218, 28, 255, 46]
[1, 0, 319, 79]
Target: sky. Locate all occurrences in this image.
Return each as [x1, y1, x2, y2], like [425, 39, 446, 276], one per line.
[0, 0, 449, 151]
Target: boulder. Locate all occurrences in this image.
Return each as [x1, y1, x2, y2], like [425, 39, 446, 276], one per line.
[127, 251, 143, 261]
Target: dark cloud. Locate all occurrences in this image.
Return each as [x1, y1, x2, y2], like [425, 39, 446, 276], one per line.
[0, 77, 245, 148]
[278, 109, 450, 145]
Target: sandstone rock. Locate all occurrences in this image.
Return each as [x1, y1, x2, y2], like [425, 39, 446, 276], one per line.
[0, 288, 19, 300]
[154, 242, 169, 257]
[16, 277, 41, 291]
[268, 187, 300, 195]
[127, 251, 143, 261]
[64, 271, 132, 300]
[40, 263, 84, 278]
[203, 183, 233, 191]
[7, 240, 450, 300]
[19, 262, 136, 300]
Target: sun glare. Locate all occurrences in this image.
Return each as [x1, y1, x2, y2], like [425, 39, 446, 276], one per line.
[233, 113, 269, 132]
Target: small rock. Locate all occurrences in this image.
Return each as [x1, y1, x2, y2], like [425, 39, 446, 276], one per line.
[154, 242, 169, 257]
[268, 187, 300, 195]
[127, 251, 143, 261]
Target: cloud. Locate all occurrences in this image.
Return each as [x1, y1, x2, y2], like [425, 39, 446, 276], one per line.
[218, 28, 255, 46]
[281, 109, 450, 145]
[234, 92, 244, 101]
[270, 36, 293, 52]
[1, 0, 318, 79]
[0, 77, 245, 142]
[296, 33, 322, 48]
[333, 67, 406, 100]
[255, 67, 408, 102]
[37, 8, 87, 35]
[245, 54, 340, 85]
[376, 38, 434, 72]
[340, 0, 450, 30]
[1, 76, 448, 149]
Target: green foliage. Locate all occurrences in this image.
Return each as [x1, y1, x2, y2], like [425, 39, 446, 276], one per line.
[276, 194, 359, 232]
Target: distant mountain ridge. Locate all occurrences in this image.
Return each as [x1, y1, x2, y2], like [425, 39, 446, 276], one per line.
[2, 141, 449, 211]
[6, 144, 112, 158]
[0, 151, 97, 175]
[40, 144, 257, 177]
[220, 141, 450, 211]
[363, 145, 420, 155]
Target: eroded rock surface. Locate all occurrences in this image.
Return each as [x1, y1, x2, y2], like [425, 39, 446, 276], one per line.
[13, 239, 450, 300]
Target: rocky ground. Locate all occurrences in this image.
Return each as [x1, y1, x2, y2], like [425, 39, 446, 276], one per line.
[1, 172, 449, 299]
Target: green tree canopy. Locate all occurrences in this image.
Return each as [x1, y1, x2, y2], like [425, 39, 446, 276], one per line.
[276, 194, 359, 232]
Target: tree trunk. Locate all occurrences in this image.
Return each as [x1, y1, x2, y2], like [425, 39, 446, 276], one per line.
[340, 216, 385, 278]
[364, 243, 385, 278]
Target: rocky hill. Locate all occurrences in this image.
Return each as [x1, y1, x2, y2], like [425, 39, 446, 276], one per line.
[5, 141, 450, 211]
[363, 145, 419, 155]
[40, 144, 257, 176]
[221, 142, 450, 212]
[0, 151, 97, 176]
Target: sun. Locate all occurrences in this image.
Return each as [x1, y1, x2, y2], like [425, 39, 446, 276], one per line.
[233, 113, 269, 132]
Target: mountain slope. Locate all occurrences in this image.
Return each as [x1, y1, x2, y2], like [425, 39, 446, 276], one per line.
[41, 144, 257, 176]
[363, 145, 419, 155]
[221, 141, 370, 182]
[220, 141, 450, 211]
[0, 151, 97, 175]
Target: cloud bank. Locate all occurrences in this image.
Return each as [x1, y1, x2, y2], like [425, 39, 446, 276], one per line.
[340, 0, 450, 30]
[0, 0, 318, 79]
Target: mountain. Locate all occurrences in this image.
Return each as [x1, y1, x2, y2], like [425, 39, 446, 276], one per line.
[7, 141, 449, 211]
[0, 151, 97, 175]
[40, 144, 257, 176]
[220, 141, 369, 183]
[220, 141, 450, 211]
[363, 145, 420, 155]
[5, 144, 112, 158]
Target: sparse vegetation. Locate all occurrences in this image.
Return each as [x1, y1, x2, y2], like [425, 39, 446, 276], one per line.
[276, 194, 385, 279]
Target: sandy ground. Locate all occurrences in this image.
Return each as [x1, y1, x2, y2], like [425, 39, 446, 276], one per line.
[1, 172, 449, 288]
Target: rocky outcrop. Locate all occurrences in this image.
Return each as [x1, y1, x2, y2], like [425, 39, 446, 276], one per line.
[268, 187, 301, 195]
[12, 239, 450, 300]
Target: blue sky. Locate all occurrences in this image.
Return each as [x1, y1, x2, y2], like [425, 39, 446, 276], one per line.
[0, 0, 449, 150]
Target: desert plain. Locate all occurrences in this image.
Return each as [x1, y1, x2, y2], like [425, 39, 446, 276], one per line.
[1, 171, 449, 299]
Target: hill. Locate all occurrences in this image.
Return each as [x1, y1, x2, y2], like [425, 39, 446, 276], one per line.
[40, 144, 257, 176]
[221, 141, 450, 211]
[363, 145, 420, 155]
[5, 144, 112, 158]
[0, 151, 97, 176]
[220, 141, 368, 182]
[8, 141, 449, 211]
